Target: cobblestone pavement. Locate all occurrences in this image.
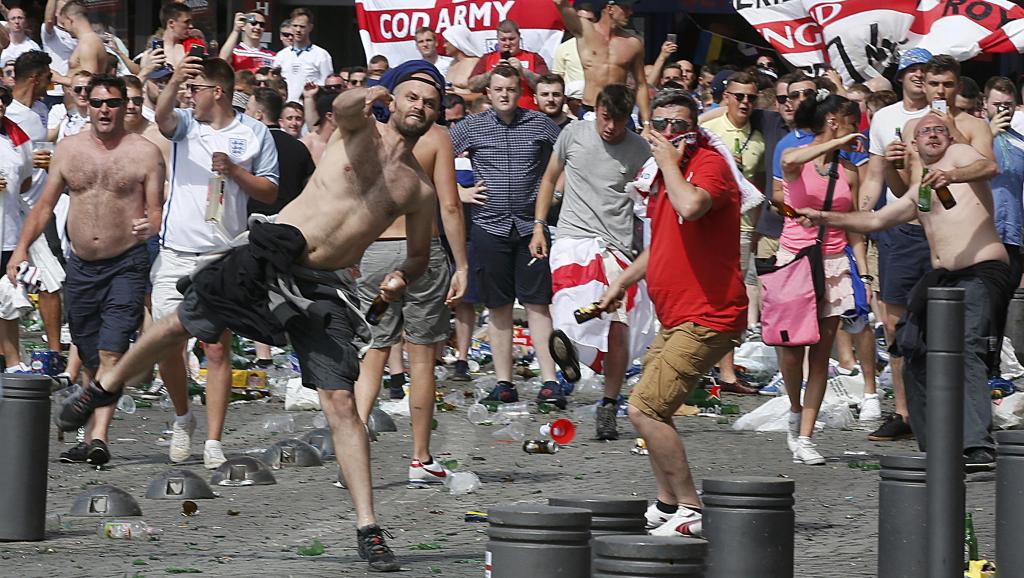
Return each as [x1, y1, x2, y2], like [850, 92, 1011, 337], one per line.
[0, 381, 997, 577]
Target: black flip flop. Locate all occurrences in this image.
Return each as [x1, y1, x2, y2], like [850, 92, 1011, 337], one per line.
[549, 329, 581, 383]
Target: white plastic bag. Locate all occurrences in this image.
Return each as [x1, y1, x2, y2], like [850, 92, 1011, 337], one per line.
[284, 377, 321, 411]
[823, 374, 865, 406]
[733, 396, 792, 432]
[1001, 337, 1024, 380]
[818, 400, 855, 430]
[993, 392, 1024, 430]
[378, 397, 410, 416]
[734, 341, 779, 378]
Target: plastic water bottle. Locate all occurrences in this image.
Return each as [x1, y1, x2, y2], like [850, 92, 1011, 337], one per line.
[434, 365, 449, 382]
[446, 471, 481, 495]
[312, 412, 328, 429]
[496, 401, 529, 419]
[262, 415, 295, 433]
[97, 520, 162, 540]
[467, 403, 490, 424]
[116, 394, 136, 414]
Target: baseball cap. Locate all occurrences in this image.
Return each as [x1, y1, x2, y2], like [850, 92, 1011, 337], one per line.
[565, 80, 584, 100]
[896, 47, 932, 77]
[711, 70, 733, 100]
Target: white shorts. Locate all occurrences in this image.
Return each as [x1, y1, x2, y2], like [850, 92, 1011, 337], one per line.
[150, 247, 200, 321]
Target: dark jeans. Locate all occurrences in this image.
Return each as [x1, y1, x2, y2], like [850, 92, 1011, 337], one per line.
[904, 276, 994, 452]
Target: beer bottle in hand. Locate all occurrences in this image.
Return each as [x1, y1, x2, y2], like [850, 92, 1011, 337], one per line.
[918, 168, 932, 212]
[893, 128, 904, 170]
[366, 295, 388, 325]
[574, 302, 603, 324]
[935, 186, 956, 210]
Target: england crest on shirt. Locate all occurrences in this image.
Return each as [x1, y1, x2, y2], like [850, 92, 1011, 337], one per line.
[229, 138, 246, 158]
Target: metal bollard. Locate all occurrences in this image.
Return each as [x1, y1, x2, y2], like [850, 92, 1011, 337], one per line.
[702, 476, 795, 578]
[486, 504, 591, 578]
[548, 496, 646, 537]
[926, 287, 965, 578]
[592, 535, 706, 577]
[1004, 288, 1024, 364]
[0, 375, 52, 541]
[878, 453, 928, 578]
[996, 430, 1024, 577]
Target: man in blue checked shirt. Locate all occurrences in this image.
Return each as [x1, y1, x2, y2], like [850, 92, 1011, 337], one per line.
[450, 65, 563, 404]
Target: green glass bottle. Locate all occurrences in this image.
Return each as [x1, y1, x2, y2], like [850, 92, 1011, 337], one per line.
[964, 512, 978, 570]
[918, 168, 932, 212]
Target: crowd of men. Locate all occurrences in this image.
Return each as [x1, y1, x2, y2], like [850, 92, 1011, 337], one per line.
[0, 0, 1019, 570]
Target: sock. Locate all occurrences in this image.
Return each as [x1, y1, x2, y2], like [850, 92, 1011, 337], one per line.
[175, 410, 193, 426]
[255, 358, 273, 368]
[681, 504, 702, 513]
[601, 397, 617, 407]
[656, 500, 678, 514]
[205, 440, 222, 450]
[389, 372, 406, 388]
[421, 456, 433, 465]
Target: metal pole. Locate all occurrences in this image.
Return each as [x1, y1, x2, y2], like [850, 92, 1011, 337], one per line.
[925, 287, 965, 578]
[995, 430, 1024, 577]
[877, 453, 928, 578]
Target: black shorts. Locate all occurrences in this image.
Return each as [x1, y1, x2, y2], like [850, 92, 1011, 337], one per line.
[0, 250, 11, 272]
[178, 270, 363, 392]
[471, 224, 552, 308]
[64, 244, 149, 370]
[879, 223, 932, 307]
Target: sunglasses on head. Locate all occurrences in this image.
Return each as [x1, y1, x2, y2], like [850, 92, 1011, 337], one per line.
[89, 97, 123, 108]
[650, 117, 691, 132]
[727, 91, 757, 103]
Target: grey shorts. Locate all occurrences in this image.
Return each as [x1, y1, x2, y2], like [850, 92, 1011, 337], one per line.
[357, 238, 451, 348]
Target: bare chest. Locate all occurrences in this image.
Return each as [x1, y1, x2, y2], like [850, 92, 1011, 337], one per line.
[64, 150, 143, 193]
[581, 36, 637, 70]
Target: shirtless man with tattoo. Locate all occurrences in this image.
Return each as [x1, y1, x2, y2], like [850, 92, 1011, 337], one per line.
[799, 113, 1009, 472]
[9, 75, 164, 466]
[54, 71, 446, 573]
[554, 0, 650, 127]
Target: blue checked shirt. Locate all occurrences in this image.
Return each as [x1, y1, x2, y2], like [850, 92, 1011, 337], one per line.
[450, 108, 562, 237]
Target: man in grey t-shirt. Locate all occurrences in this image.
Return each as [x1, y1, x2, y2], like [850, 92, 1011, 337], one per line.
[530, 84, 652, 440]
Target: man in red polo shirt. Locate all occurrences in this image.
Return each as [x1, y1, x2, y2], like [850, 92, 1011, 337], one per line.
[467, 19, 549, 111]
[600, 89, 747, 538]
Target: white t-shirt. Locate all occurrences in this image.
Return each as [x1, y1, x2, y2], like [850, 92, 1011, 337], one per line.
[869, 101, 930, 204]
[41, 24, 76, 97]
[48, 104, 88, 141]
[429, 56, 453, 78]
[0, 36, 40, 68]
[0, 122, 34, 250]
[163, 109, 280, 253]
[273, 44, 333, 103]
[8, 99, 51, 208]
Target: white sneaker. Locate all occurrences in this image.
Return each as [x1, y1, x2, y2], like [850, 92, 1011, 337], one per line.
[649, 506, 702, 537]
[787, 411, 801, 453]
[408, 458, 451, 485]
[792, 436, 825, 465]
[203, 440, 227, 470]
[859, 393, 882, 421]
[169, 412, 196, 463]
[644, 502, 675, 530]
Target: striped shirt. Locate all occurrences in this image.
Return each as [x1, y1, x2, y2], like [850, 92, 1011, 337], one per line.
[450, 108, 561, 237]
[230, 43, 276, 72]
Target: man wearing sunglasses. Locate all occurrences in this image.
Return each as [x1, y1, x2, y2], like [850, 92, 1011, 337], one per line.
[47, 69, 90, 142]
[150, 55, 279, 470]
[700, 72, 765, 395]
[220, 12, 275, 73]
[278, 19, 293, 50]
[9, 75, 165, 467]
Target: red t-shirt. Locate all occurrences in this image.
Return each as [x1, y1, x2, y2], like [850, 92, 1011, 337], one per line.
[646, 146, 748, 333]
[470, 50, 549, 111]
[230, 44, 276, 72]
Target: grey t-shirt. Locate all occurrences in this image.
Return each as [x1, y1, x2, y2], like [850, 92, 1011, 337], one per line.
[555, 120, 650, 255]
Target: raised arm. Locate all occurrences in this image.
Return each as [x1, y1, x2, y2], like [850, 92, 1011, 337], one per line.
[646, 41, 677, 88]
[156, 55, 203, 138]
[553, 0, 584, 37]
[780, 134, 862, 181]
[799, 193, 918, 234]
[631, 43, 651, 126]
[219, 13, 246, 62]
[332, 86, 387, 135]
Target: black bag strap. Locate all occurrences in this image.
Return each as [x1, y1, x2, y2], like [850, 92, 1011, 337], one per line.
[816, 153, 841, 244]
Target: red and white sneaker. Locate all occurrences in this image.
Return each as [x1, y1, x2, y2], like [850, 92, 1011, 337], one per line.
[649, 506, 703, 537]
[408, 458, 451, 486]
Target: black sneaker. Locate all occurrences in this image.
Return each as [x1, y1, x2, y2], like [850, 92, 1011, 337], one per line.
[964, 448, 996, 473]
[596, 403, 619, 440]
[387, 374, 406, 400]
[536, 380, 567, 410]
[56, 382, 120, 432]
[549, 330, 581, 383]
[357, 524, 401, 572]
[867, 413, 914, 442]
[484, 381, 518, 403]
[86, 439, 110, 466]
[451, 360, 471, 382]
[59, 442, 89, 463]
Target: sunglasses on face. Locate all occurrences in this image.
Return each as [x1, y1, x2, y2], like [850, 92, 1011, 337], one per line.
[727, 92, 757, 103]
[787, 89, 817, 101]
[249, 21, 266, 28]
[651, 117, 691, 132]
[73, 85, 89, 94]
[281, 32, 293, 38]
[186, 84, 217, 95]
[127, 96, 143, 106]
[89, 97, 123, 108]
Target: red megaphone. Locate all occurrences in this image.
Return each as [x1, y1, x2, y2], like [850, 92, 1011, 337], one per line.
[540, 418, 576, 445]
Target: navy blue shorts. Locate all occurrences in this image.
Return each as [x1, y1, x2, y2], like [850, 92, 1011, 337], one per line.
[64, 244, 150, 370]
[879, 223, 932, 307]
[470, 225, 552, 308]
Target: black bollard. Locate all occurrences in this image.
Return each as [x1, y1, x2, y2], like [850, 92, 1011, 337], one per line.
[996, 430, 1024, 577]
[548, 496, 647, 537]
[592, 535, 706, 577]
[877, 453, 928, 578]
[702, 476, 795, 578]
[925, 287, 965, 578]
[1004, 288, 1024, 364]
[487, 504, 591, 578]
[0, 375, 52, 541]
